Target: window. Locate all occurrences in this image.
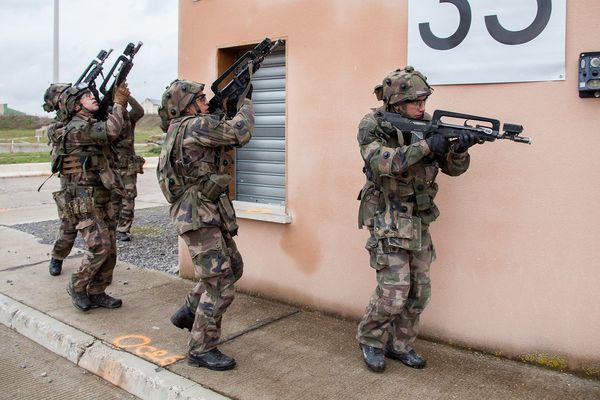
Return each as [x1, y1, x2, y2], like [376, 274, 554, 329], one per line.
[218, 42, 290, 223]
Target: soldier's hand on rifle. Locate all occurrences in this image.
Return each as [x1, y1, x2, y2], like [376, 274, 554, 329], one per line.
[113, 82, 130, 107]
[453, 131, 477, 153]
[426, 135, 450, 157]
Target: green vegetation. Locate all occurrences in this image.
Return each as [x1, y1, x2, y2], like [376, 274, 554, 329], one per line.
[0, 115, 50, 130]
[0, 113, 163, 164]
[0, 152, 50, 165]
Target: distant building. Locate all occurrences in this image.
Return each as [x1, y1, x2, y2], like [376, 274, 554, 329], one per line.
[0, 103, 26, 116]
[141, 98, 160, 115]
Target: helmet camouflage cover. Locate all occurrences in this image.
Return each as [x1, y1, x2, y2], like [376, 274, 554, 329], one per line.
[43, 83, 71, 121]
[57, 83, 93, 119]
[158, 79, 205, 132]
[374, 66, 433, 105]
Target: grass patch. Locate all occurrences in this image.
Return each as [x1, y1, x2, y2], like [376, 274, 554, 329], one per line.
[0, 152, 50, 164]
[0, 115, 50, 130]
[0, 129, 45, 143]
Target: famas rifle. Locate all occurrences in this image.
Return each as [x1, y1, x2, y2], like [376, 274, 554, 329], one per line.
[74, 48, 113, 100]
[96, 41, 143, 120]
[209, 37, 284, 118]
[382, 109, 532, 145]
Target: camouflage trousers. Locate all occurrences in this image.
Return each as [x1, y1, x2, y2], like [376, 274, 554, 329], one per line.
[181, 226, 244, 353]
[111, 173, 137, 233]
[70, 201, 117, 295]
[51, 194, 77, 260]
[357, 229, 435, 352]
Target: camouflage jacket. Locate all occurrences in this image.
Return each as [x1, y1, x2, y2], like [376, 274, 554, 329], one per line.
[57, 104, 125, 190]
[357, 107, 470, 250]
[167, 99, 254, 235]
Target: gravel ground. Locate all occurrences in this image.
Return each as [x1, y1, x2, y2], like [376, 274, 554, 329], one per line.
[10, 206, 179, 274]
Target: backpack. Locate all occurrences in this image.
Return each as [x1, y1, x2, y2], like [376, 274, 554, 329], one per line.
[156, 117, 194, 203]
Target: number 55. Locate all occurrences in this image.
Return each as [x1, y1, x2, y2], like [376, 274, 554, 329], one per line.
[419, 0, 552, 50]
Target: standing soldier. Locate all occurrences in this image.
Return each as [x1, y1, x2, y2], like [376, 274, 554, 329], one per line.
[356, 67, 477, 372]
[112, 96, 145, 242]
[157, 79, 253, 371]
[55, 82, 130, 312]
[43, 83, 77, 276]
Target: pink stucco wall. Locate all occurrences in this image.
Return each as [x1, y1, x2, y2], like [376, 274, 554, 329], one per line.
[178, 0, 600, 374]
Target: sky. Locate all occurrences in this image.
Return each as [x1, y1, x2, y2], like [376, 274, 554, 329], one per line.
[0, 0, 178, 116]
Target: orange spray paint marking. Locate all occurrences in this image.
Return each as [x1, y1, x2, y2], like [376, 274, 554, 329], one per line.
[112, 334, 184, 366]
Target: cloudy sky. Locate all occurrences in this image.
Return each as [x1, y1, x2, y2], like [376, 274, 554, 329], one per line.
[0, 0, 178, 116]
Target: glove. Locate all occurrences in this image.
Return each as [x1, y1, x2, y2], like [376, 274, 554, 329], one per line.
[426, 135, 450, 157]
[453, 131, 477, 153]
[113, 82, 130, 107]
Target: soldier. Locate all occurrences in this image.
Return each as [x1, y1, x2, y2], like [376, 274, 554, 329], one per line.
[55, 81, 130, 312]
[356, 67, 477, 372]
[43, 83, 77, 276]
[157, 79, 253, 371]
[112, 96, 145, 242]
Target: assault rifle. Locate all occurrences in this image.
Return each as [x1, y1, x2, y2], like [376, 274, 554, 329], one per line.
[95, 41, 143, 120]
[74, 48, 113, 100]
[209, 37, 284, 118]
[381, 110, 532, 145]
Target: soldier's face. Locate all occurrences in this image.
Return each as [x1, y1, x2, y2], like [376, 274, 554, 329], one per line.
[78, 92, 99, 113]
[194, 93, 209, 114]
[394, 97, 427, 119]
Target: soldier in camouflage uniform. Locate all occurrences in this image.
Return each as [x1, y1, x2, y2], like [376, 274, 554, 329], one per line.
[54, 82, 130, 312]
[111, 96, 145, 242]
[356, 67, 477, 372]
[157, 79, 253, 371]
[43, 83, 77, 276]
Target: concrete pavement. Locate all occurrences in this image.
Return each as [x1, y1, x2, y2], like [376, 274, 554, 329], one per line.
[1, 166, 599, 399]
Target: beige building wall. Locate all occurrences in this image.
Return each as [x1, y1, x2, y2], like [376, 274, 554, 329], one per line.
[178, 0, 600, 375]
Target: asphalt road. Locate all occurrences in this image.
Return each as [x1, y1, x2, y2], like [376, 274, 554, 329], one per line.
[0, 324, 137, 400]
[0, 169, 167, 226]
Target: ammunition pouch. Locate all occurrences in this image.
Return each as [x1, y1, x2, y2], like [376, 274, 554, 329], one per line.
[200, 174, 231, 202]
[413, 178, 440, 225]
[63, 186, 110, 219]
[373, 195, 422, 251]
[217, 194, 239, 236]
[357, 182, 382, 229]
[52, 190, 74, 220]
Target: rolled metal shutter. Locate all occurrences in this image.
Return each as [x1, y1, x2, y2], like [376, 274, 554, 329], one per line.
[235, 46, 286, 205]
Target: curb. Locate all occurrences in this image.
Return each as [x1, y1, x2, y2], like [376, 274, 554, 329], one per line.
[0, 293, 229, 400]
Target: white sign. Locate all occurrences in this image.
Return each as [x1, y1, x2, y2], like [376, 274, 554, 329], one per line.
[407, 0, 566, 85]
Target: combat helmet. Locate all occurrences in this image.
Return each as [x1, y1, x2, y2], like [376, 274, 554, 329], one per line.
[57, 83, 93, 119]
[158, 79, 205, 132]
[374, 66, 433, 106]
[43, 83, 71, 121]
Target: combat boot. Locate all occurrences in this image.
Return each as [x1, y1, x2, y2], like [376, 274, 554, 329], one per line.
[170, 304, 195, 331]
[48, 258, 63, 276]
[360, 343, 385, 372]
[116, 231, 131, 242]
[66, 283, 91, 312]
[384, 345, 427, 369]
[187, 348, 236, 371]
[88, 293, 123, 309]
